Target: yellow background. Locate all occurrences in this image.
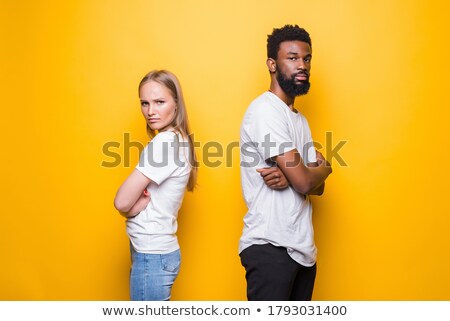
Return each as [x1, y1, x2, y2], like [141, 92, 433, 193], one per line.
[1, 0, 449, 300]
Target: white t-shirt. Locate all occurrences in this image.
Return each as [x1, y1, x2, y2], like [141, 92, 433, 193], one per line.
[239, 91, 318, 266]
[127, 131, 191, 254]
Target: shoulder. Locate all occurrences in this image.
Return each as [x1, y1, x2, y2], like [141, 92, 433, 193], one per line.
[150, 131, 177, 144]
[249, 92, 276, 111]
[153, 130, 177, 140]
[148, 131, 190, 157]
[245, 92, 286, 120]
[141, 132, 178, 155]
[298, 112, 312, 128]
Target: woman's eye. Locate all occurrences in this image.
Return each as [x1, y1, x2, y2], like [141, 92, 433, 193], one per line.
[156, 100, 165, 104]
[141, 102, 148, 107]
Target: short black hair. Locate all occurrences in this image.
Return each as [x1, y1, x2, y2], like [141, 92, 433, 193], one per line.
[267, 24, 312, 60]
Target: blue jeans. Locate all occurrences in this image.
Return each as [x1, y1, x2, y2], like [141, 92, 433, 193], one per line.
[129, 246, 181, 301]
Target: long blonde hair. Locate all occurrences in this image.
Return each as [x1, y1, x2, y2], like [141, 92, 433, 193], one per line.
[138, 70, 198, 191]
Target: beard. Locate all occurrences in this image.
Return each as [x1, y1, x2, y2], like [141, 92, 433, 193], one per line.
[276, 69, 311, 97]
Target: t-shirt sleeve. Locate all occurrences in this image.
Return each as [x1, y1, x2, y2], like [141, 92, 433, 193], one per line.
[252, 106, 295, 161]
[135, 132, 181, 185]
[306, 144, 317, 164]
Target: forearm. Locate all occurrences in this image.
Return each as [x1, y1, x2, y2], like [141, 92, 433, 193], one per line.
[303, 161, 327, 194]
[291, 165, 330, 194]
[298, 167, 328, 194]
[119, 192, 151, 218]
[306, 162, 325, 195]
[275, 150, 331, 195]
[114, 169, 151, 212]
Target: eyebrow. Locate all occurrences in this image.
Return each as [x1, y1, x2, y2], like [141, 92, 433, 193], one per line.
[140, 97, 165, 101]
[287, 52, 312, 57]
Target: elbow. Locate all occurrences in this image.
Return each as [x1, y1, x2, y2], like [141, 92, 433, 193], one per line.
[114, 196, 131, 213]
[292, 180, 316, 195]
[313, 187, 324, 196]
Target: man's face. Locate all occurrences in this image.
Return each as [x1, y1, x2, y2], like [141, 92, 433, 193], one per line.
[275, 40, 312, 97]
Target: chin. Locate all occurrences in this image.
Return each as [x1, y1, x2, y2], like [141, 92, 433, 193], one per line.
[151, 125, 170, 132]
[148, 125, 160, 131]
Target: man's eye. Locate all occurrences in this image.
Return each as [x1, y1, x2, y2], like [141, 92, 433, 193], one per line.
[289, 57, 297, 61]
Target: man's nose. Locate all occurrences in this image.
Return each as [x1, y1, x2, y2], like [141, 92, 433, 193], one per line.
[297, 59, 306, 70]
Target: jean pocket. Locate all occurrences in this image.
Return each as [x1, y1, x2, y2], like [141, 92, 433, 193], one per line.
[161, 249, 181, 273]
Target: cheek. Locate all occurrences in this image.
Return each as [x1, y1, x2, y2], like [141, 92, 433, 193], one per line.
[277, 64, 290, 75]
[167, 103, 177, 118]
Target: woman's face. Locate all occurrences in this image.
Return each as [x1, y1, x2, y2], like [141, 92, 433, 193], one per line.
[139, 80, 177, 132]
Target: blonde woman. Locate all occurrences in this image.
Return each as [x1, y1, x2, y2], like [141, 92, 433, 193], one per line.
[114, 70, 197, 301]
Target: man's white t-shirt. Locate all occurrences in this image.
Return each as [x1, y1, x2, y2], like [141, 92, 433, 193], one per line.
[239, 91, 318, 266]
[127, 131, 191, 254]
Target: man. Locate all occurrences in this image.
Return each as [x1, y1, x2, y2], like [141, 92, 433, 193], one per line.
[239, 25, 332, 301]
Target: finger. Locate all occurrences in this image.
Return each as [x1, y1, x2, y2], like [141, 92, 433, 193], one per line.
[265, 177, 280, 186]
[258, 168, 277, 177]
[269, 182, 286, 190]
[263, 172, 280, 182]
[272, 182, 288, 190]
[256, 168, 269, 176]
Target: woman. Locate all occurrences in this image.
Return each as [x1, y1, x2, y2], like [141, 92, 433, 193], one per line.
[114, 70, 197, 301]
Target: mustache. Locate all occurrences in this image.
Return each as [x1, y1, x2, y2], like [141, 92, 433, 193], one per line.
[294, 71, 309, 78]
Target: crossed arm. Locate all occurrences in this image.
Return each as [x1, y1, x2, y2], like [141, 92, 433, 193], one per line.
[114, 169, 152, 218]
[257, 150, 331, 196]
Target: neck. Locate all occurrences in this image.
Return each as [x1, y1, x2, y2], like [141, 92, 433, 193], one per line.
[269, 81, 295, 109]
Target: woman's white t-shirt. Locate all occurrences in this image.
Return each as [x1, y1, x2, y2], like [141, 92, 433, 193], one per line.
[126, 131, 191, 254]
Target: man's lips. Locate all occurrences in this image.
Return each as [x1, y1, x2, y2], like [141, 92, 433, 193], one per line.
[295, 73, 308, 81]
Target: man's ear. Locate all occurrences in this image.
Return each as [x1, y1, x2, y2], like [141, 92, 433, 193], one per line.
[266, 58, 276, 73]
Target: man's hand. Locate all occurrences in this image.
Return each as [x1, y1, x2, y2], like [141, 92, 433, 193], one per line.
[256, 167, 289, 190]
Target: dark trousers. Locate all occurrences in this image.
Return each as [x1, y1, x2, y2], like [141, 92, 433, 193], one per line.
[240, 243, 316, 301]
